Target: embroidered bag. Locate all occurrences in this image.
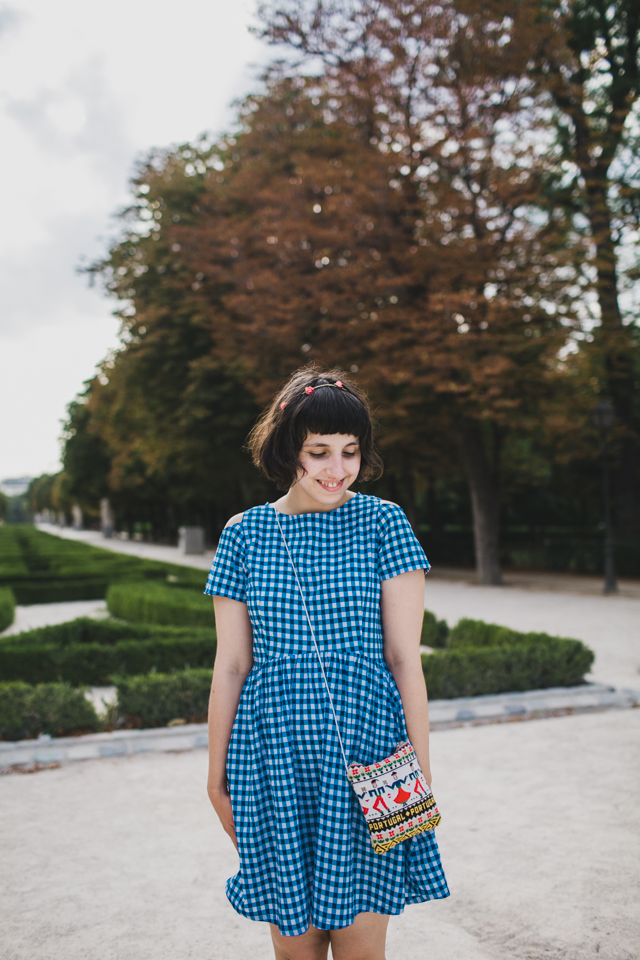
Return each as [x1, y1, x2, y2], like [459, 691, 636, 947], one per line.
[272, 505, 441, 854]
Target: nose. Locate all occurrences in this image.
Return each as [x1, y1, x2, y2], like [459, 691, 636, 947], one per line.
[324, 453, 344, 477]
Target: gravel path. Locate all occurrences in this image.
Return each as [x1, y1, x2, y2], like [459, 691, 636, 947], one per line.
[1, 709, 638, 960]
[1, 599, 108, 636]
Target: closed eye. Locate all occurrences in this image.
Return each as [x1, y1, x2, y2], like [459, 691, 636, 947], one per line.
[308, 450, 359, 459]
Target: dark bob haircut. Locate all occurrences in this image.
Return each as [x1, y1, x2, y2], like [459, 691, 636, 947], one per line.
[247, 365, 383, 491]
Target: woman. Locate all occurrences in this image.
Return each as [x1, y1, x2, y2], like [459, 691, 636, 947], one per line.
[206, 367, 449, 960]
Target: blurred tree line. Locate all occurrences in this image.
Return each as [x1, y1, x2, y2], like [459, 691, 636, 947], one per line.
[30, 0, 640, 581]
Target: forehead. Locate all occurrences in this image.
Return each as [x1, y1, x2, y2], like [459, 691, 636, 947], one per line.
[302, 433, 360, 446]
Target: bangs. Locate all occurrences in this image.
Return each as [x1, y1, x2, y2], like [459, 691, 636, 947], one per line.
[290, 388, 371, 447]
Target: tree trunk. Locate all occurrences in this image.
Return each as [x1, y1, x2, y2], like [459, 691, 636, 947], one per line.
[586, 177, 639, 536]
[458, 421, 502, 585]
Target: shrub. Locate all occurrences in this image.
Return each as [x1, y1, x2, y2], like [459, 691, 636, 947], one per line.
[107, 581, 213, 627]
[0, 586, 15, 632]
[115, 669, 212, 728]
[423, 623, 594, 699]
[0, 681, 100, 741]
[0, 616, 214, 648]
[421, 609, 449, 649]
[0, 618, 216, 685]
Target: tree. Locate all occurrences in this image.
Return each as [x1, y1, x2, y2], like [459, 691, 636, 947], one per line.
[533, 0, 640, 534]
[80, 160, 271, 541]
[180, 1, 583, 581]
[76, 2, 617, 572]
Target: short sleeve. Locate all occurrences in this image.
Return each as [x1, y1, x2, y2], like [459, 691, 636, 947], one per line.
[378, 502, 430, 581]
[204, 523, 247, 601]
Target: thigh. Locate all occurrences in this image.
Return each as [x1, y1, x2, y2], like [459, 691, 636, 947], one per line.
[270, 923, 330, 960]
[329, 912, 390, 960]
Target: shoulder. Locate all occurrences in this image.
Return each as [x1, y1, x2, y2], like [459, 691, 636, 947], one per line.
[224, 512, 245, 528]
[363, 496, 404, 521]
[222, 503, 270, 532]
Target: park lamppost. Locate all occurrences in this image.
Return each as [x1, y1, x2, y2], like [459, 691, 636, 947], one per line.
[592, 401, 618, 595]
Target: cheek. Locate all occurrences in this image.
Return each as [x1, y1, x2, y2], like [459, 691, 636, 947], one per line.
[298, 455, 318, 478]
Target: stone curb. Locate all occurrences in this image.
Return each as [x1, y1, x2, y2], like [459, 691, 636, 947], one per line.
[426, 682, 640, 728]
[1, 683, 638, 769]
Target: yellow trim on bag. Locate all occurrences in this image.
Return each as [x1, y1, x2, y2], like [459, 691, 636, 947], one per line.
[371, 815, 441, 854]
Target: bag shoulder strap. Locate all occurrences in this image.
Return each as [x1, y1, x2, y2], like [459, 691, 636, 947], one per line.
[271, 504, 350, 773]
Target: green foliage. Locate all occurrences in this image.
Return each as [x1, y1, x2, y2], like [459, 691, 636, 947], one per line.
[0, 525, 204, 604]
[423, 641, 594, 700]
[0, 586, 15, 632]
[115, 669, 212, 728]
[0, 616, 197, 647]
[422, 618, 594, 698]
[107, 581, 213, 627]
[0, 617, 216, 685]
[0, 681, 100, 741]
[447, 618, 580, 651]
[61, 401, 111, 511]
[421, 609, 449, 649]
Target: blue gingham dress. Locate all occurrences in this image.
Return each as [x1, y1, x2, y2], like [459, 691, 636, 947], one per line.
[204, 494, 449, 936]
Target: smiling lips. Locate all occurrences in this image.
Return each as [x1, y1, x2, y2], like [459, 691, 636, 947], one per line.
[317, 479, 344, 490]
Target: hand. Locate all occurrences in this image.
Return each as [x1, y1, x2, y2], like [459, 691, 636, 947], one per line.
[208, 785, 238, 850]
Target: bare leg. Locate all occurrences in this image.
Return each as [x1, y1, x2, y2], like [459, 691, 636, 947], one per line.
[330, 912, 390, 960]
[270, 923, 330, 960]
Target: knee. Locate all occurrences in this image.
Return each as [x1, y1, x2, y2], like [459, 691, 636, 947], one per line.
[272, 945, 328, 960]
[332, 950, 380, 960]
[270, 926, 330, 960]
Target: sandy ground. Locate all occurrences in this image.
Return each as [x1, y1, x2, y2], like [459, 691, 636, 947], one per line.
[1, 599, 108, 637]
[1, 709, 638, 960]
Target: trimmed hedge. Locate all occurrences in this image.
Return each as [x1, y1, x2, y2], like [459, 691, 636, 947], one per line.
[0, 681, 100, 741]
[0, 526, 205, 604]
[422, 618, 594, 699]
[0, 616, 214, 647]
[447, 617, 557, 649]
[116, 669, 212, 728]
[0, 617, 216, 685]
[421, 609, 449, 649]
[107, 581, 213, 627]
[0, 586, 15, 632]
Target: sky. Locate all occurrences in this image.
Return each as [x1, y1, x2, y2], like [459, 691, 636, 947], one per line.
[0, 0, 273, 481]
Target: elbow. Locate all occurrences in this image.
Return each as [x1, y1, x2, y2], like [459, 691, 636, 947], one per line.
[214, 658, 252, 684]
[384, 645, 424, 675]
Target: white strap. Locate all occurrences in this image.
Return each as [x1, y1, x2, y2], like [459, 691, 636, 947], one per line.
[271, 505, 350, 774]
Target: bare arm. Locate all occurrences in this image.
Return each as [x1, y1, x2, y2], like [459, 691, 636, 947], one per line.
[207, 595, 253, 848]
[381, 569, 431, 785]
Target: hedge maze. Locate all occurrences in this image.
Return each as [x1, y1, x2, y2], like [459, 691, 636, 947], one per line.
[0, 526, 595, 740]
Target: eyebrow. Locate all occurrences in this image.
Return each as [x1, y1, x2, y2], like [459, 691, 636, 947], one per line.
[303, 440, 360, 448]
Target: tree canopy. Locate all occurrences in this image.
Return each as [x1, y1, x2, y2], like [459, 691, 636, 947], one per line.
[37, 0, 638, 579]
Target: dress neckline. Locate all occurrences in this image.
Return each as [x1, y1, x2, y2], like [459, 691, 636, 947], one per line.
[268, 492, 362, 519]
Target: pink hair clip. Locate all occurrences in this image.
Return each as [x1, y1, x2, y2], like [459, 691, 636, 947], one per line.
[305, 386, 314, 394]
[335, 380, 343, 388]
[280, 401, 287, 409]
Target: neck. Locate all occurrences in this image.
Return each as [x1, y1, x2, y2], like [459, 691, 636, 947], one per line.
[274, 486, 356, 516]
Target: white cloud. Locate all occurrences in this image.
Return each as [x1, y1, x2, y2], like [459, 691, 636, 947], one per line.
[0, 0, 272, 480]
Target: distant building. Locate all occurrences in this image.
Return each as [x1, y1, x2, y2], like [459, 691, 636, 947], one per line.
[0, 477, 33, 498]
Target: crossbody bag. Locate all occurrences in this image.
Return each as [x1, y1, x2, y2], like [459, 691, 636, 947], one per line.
[272, 505, 441, 855]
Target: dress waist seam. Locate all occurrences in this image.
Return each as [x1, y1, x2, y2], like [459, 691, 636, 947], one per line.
[251, 651, 387, 668]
